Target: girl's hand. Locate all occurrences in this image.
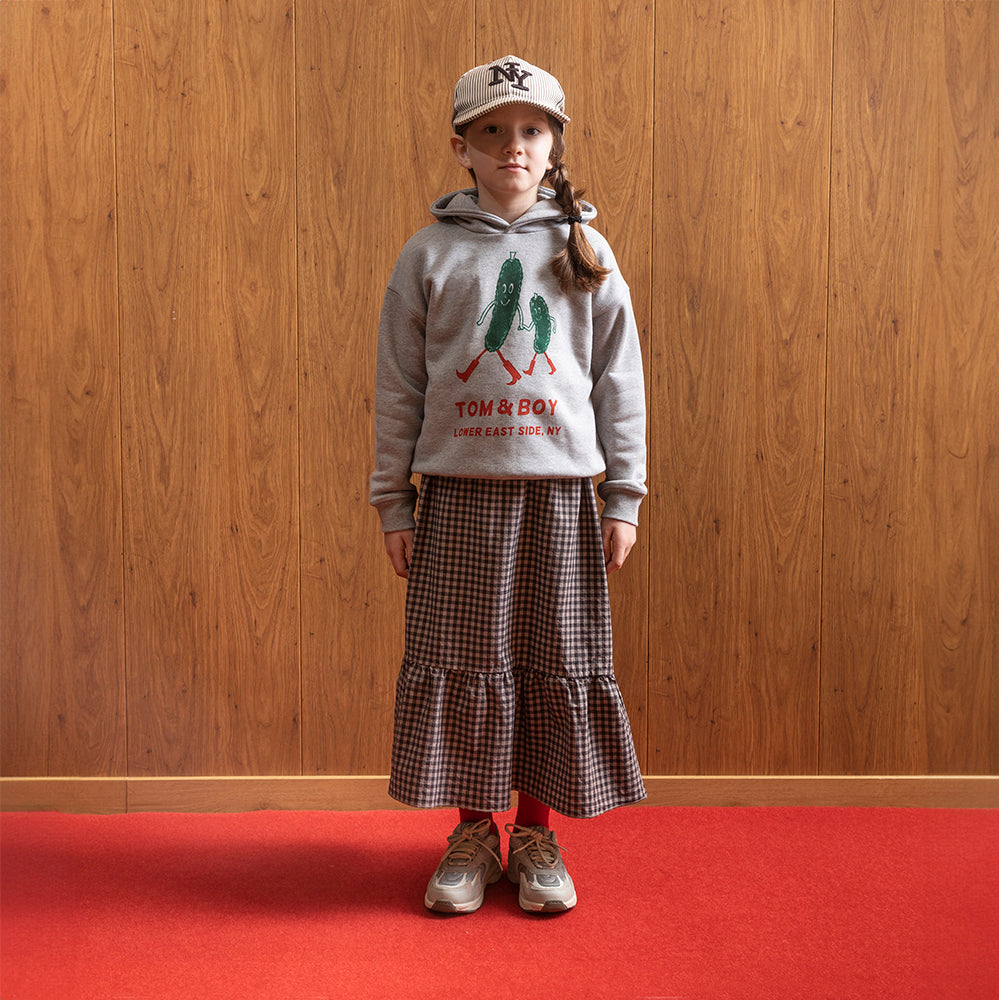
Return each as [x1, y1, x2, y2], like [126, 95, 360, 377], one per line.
[384, 529, 415, 579]
[601, 518, 637, 574]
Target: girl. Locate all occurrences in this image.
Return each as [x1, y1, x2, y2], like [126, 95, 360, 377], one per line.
[370, 55, 647, 914]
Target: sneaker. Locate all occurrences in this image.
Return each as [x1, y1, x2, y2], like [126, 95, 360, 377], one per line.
[505, 824, 577, 912]
[424, 820, 503, 913]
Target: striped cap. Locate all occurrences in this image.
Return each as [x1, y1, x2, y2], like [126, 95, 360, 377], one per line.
[452, 56, 570, 130]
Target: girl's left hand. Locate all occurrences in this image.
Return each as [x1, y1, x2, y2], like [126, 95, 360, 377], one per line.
[601, 518, 637, 574]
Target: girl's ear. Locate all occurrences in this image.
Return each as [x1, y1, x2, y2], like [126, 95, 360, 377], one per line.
[451, 134, 472, 169]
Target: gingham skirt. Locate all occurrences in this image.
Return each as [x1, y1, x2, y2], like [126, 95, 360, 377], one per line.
[388, 475, 646, 819]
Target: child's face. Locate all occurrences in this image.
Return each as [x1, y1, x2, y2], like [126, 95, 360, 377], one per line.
[451, 104, 555, 221]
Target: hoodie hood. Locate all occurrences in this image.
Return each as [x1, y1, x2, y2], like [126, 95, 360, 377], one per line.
[430, 187, 597, 234]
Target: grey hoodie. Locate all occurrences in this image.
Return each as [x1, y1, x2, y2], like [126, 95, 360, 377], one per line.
[370, 188, 646, 532]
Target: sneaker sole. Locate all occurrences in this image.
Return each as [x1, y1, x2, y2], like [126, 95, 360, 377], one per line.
[512, 872, 577, 912]
[519, 895, 577, 913]
[425, 868, 502, 914]
[425, 895, 484, 914]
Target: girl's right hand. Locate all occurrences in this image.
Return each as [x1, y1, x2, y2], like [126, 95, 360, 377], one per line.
[384, 529, 415, 579]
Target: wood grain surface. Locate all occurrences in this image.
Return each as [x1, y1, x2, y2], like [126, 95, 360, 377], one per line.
[1, 0, 995, 786]
[114, 0, 300, 775]
[650, 2, 831, 774]
[823, 0, 998, 773]
[1, 0, 125, 776]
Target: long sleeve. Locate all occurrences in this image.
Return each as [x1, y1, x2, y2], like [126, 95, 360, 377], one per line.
[369, 285, 427, 532]
[590, 270, 647, 525]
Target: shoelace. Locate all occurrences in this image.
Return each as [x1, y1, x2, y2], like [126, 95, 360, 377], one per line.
[505, 823, 567, 870]
[441, 820, 502, 870]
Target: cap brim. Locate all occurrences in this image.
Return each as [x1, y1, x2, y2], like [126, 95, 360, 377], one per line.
[453, 96, 570, 130]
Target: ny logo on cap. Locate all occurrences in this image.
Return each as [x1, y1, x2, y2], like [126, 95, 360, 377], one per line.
[489, 59, 532, 92]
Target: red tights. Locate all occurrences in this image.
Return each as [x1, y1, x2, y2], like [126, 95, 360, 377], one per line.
[459, 793, 550, 833]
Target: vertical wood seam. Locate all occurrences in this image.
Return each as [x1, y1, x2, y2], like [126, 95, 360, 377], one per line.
[817, 0, 838, 776]
[292, 0, 303, 778]
[109, 0, 129, 779]
[111, 1, 129, 773]
[646, 0, 657, 772]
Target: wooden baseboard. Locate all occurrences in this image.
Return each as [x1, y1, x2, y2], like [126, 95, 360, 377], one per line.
[641, 776, 998, 809]
[1, 775, 996, 813]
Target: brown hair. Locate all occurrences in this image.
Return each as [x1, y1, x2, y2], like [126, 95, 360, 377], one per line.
[454, 116, 611, 294]
[544, 123, 611, 293]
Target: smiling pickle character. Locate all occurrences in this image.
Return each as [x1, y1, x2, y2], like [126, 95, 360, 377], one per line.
[457, 252, 527, 386]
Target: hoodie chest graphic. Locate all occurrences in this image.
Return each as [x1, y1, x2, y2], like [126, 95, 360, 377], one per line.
[456, 252, 558, 387]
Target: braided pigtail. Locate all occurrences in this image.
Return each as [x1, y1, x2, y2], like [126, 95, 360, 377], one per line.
[546, 129, 611, 293]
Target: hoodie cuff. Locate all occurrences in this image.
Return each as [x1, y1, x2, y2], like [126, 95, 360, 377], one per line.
[599, 489, 644, 527]
[375, 496, 417, 534]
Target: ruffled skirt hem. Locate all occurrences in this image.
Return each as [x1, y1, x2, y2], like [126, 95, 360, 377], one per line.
[388, 656, 646, 819]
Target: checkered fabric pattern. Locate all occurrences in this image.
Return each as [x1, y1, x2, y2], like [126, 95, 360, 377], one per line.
[388, 476, 646, 819]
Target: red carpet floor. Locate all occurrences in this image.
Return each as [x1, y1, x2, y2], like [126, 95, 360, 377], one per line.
[1, 806, 996, 999]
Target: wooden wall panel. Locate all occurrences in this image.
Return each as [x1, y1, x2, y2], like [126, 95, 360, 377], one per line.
[823, 1, 999, 774]
[0, 0, 125, 776]
[1, 1, 996, 791]
[115, 0, 300, 775]
[297, 1, 473, 773]
[650, 3, 831, 774]
[476, 0, 654, 769]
